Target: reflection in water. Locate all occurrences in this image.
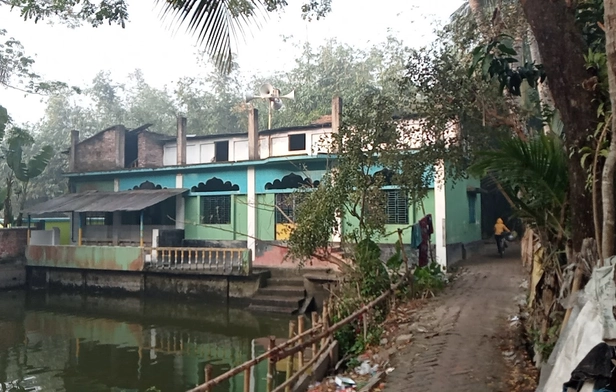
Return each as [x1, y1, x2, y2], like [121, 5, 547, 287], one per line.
[0, 291, 290, 392]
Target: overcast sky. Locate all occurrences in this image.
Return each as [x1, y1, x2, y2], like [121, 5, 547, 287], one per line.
[0, 0, 464, 124]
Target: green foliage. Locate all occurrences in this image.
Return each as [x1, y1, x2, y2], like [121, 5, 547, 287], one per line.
[468, 35, 546, 97]
[469, 134, 568, 240]
[412, 262, 445, 298]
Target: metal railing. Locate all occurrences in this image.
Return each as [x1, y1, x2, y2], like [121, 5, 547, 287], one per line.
[145, 247, 251, 275]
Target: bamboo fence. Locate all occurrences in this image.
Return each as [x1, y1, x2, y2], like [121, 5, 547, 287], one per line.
[187, 272, 410, 392]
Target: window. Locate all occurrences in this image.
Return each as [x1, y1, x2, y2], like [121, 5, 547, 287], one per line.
[215, 141, 229, 162]
[385, 190, 408, 225]
[288, 134, 306, 151]
[468, 193, 477, 224]
[275, 193, 297, 224]
[85, 212, 110, 226]
[201, 195, 231, 224]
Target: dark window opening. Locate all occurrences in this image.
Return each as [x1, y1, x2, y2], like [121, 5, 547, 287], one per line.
[124, 133, 138, 168]
[385, 190, 408, 225]
[468, 193, 477, 224]
[275, 193, 298, 224]
[202, 195, 231, 224]
[288, 134, 306, 151]
[215, 141, 229, 162]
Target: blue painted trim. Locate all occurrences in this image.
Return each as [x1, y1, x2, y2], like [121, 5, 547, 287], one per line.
[64, 154, 336, 178]
[188, 191, 242, 196]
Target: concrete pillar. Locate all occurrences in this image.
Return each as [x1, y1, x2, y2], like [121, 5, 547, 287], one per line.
[175, 173, 185, 230]
[331, 96, 342, 133]
[247, 109, 258, 262]
[248, 108, 259, 161]
[177, 116, 187, 165]
[434, 160, 447, 270]
[69, 130, 79, 172]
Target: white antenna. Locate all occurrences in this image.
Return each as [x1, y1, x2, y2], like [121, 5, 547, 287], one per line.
[245, 84, 295, 129]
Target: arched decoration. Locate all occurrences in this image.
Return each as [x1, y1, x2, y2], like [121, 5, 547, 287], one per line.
[191, 177, 239, 192]
[265, 173, 320, 190]
[372, 169, 395, 186]
[133, 181, 166, 190]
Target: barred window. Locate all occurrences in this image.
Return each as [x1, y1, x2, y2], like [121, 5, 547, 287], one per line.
[85, 212, 110, 226]
[385, 190, 408, 225]
[275, 193, 297, 224]
[201, 195, 231, 224]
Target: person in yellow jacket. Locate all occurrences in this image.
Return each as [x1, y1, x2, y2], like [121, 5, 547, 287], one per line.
[494, 218, 510, 255]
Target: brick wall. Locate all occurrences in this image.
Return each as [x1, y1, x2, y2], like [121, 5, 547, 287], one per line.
[74, 127, 124, 172]
[0, 228, 28, 262]
[138, 132, 164, 168]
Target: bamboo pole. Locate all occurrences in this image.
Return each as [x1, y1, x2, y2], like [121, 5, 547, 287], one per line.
[310, 312, 318, 358]
[272, 338, 334, 392]
[205, 365, 213, 392]
[267, 336, 276, 392]
[285, 321, 296, 392]
[321, 301, 329, 348]
[297, 316, 305, 368]
[244, 368, 250, 392]
[188, 272, 410, 392]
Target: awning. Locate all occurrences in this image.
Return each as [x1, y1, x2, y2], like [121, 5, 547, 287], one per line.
[25, 189, 188, 214]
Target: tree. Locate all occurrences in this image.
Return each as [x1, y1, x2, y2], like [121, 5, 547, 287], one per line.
[1, 126, 53, 225]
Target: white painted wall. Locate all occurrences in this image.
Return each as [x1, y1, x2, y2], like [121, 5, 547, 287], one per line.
[433, 160, 447, 270]
[162, 127, 333, 166]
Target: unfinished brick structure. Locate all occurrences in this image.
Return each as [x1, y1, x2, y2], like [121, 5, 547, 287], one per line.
[69, 124, 168, 173]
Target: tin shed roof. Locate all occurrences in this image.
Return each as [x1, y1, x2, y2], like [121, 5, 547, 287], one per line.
[25, 189, 188, 214]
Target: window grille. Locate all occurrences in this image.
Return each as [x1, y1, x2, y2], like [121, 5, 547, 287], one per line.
[385, 190, 408, 225]
[201, 195, 232, 224]
[275, 193, 297, 223]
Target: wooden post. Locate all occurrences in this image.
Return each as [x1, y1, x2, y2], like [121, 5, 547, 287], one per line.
[311, 312, 318, 356]
[297, 315, 305, 368]
[267, 336, 276, 392]
[285, 320, 296, 392]
[244, 367, 250, 392]
[205, 364, 213, 392]
[321, 301, 329, 347]
[27, 214, 31, 245]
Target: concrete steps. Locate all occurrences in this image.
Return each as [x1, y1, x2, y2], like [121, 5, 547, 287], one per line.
[247, 274, 307, 315]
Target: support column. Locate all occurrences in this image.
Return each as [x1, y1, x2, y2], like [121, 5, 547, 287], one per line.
[78, 213, 83, 246]
[175, 173, 185, 230]
[140, 210, 144, 248]
[246, 108, 259, 263]
[247, 167, 256, 263]
[434, 160, 447, 270]
[112, 211, 121, 245]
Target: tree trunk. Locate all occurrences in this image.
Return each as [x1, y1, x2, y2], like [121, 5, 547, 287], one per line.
[602, 0, 616, 259]
[527, 27, 556, 135]
[520, 0, 597, 252]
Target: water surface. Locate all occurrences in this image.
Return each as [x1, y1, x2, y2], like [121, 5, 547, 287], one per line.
[0, 291, 290, 392]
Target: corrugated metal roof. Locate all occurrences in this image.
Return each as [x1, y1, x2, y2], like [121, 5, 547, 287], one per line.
[26, 189, 188, 214]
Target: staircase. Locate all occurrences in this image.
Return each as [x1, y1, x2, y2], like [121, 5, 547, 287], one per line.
[247, 271, 308, 314]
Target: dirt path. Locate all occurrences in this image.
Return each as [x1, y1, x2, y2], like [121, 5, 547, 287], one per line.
[384, 243, 526, 392]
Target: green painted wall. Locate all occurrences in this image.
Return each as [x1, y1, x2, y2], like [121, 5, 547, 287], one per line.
[44, 221, 71, 245]
[74, 180, 114, 193]
[184, 195, 247, 241]
[256, 194, 276, 241]
[444, 176, 482, 244]
[26, 245, 143, 270]
[341, 190, 436, 244]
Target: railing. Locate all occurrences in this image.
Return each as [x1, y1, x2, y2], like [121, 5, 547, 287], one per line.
[187, 271, 411, 392]
[145, 247, 251, 275]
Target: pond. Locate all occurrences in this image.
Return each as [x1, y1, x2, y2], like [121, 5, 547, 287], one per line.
[0, 290, 291, 392]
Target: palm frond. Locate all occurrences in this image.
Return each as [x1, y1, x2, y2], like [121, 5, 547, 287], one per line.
[156, 0, 267, 74]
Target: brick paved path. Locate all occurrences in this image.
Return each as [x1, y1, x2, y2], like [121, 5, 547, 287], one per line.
[385, 243, 525, 392]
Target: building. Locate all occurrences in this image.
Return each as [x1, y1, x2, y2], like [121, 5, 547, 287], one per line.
[25, 97, 482, 272]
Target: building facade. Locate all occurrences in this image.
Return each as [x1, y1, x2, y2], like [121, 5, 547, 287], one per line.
[27, 97, 482, 270]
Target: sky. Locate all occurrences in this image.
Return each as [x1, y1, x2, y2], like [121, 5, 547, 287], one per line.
[0, 0, 465, 124]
